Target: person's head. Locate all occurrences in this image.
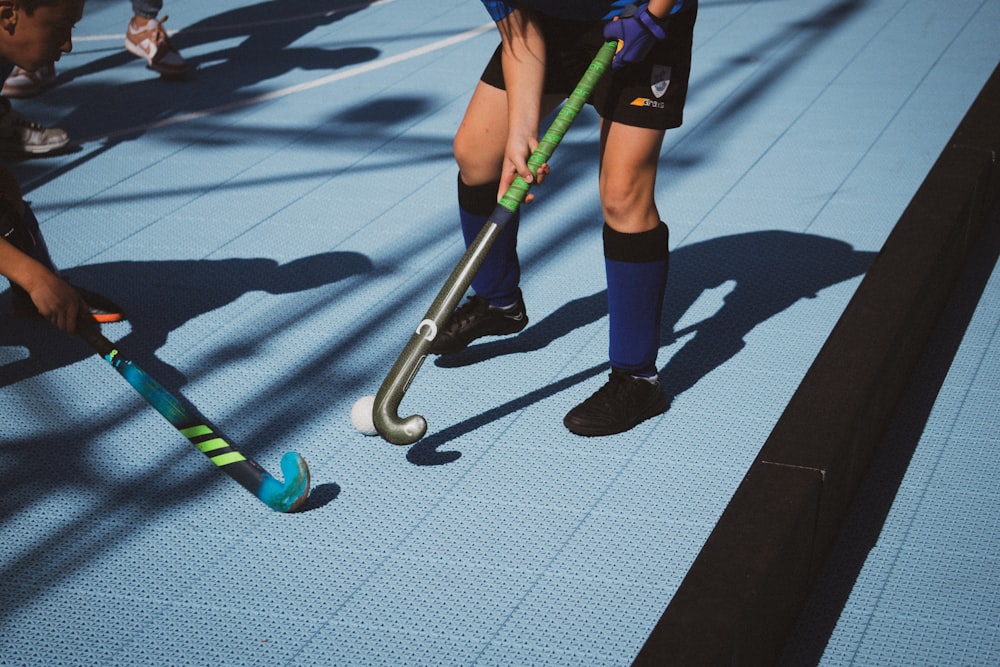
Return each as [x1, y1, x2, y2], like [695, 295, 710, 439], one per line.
[0, 0, 84, 71]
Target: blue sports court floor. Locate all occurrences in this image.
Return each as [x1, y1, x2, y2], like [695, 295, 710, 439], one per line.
[2, 1, 997, 665]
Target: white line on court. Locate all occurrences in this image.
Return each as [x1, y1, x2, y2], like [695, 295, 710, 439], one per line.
[73, 0, 400, 42]
[80, 20, 494, 144]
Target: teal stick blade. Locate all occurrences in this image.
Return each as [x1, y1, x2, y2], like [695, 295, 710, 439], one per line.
[256, 452, 311, 512]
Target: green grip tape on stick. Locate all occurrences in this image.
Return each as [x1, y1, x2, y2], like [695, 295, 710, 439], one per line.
[499, 39, 618, 213]
[373, 40, 619, 446]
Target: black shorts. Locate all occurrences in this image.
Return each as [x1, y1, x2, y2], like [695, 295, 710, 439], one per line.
[480, 7, 696, 130]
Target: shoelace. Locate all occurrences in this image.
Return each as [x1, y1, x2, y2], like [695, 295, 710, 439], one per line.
[147, 16, 173, 50]
[451, 296, 491, 326]
[9, 113, 46, 131]
[129, 16, 174, 54]
[588, 374, 632, 410]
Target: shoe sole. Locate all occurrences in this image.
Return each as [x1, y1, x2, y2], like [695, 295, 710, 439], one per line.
[125, 40, 189, 76]
[563, 394, 670, 437]
[8, 140, 70, 156]
[1, 85, 43, 99]
[1, 73, 55, 98]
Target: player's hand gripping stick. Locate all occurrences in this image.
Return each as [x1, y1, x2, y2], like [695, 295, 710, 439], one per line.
[373, 40, 619, 446]
[79, 322, 311, 512]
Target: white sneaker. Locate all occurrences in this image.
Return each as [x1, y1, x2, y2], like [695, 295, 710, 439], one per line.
[0, 97, 69, 156]
[124, 15, 189, 76]
[1, 63, 57, 98]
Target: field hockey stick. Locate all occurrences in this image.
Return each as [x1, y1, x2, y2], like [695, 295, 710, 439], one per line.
[79, 323, 310, 512]
[373, 39, 619, 446]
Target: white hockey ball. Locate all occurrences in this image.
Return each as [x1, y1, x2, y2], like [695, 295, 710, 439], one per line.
[350, 395, 378, 436]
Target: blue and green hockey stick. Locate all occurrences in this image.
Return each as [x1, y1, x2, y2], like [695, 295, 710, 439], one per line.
[372, 39, 619, 445]
[79, 323, 310, 512]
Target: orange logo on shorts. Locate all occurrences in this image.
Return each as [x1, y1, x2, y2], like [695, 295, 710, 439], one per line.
[630, 97, 666, 108]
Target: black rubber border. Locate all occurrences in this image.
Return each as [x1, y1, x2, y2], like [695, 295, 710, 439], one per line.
[634, 62, 1000, 666]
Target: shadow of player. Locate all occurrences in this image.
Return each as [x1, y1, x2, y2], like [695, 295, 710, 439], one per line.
[0, 251, 373, 388]
[409, 230, 876, 465]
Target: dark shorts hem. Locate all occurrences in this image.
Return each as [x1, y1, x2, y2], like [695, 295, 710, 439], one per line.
[480, 8, 696, 130]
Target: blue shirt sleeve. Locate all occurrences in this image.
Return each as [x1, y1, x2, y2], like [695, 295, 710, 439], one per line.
[481, 0, 515, 22]
[480, 1, 694, 23]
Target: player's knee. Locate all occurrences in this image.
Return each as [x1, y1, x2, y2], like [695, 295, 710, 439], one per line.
[600, 182, 656, 230]
[453, 129, 476, 170]
[454, 133, 502, 184]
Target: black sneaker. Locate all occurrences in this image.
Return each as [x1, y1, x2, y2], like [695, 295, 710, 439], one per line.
[11, 284, 125, 323]
[564, 369, 669, 436]
[430, 292, 528, 354]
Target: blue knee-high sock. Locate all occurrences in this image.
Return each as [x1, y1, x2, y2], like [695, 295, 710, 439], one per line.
[604, 222, 670, 377]
[458, 175, 520, 307]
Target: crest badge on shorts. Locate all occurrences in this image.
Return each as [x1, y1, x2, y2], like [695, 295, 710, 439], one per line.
[651, 65, 672, 98]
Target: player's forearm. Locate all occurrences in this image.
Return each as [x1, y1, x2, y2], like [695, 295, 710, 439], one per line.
[496, 7, 545, 135]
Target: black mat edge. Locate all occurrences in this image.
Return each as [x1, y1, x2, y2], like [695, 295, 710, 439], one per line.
[634, 62, 1000, 666]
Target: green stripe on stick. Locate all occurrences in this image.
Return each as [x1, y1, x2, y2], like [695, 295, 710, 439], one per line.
[210, 452, 247, 467]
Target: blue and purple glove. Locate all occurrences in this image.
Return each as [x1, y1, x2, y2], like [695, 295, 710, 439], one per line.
[603, 4, 670, 70]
